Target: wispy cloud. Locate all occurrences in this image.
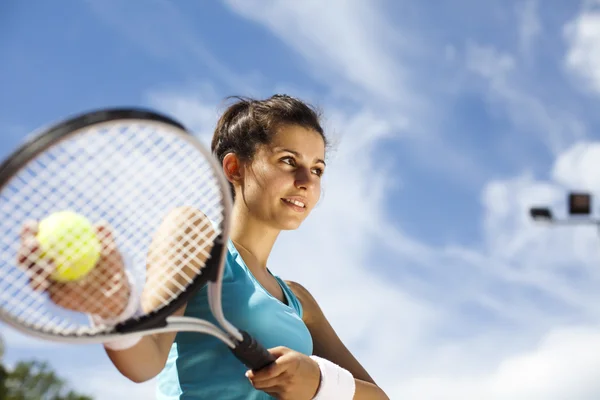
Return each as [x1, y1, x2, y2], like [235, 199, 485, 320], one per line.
[465, 42, 587, 156]
[84, 0, 259, 94]
[6, 1, 600, 399]
[145, 83, 600, 399]
[144, 88, 436, 394]
[373, 137, 600, 398]
[222, 0, 505, 192]
[145, 85, 223, 145]
[222, 0, 414, 107]
[516, 0, 542, 59]
[133, 5, 600, 397]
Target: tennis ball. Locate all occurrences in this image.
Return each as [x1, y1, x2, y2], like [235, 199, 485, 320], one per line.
[37, 211, 101, 282]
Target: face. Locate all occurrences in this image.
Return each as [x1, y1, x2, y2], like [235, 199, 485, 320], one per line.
[233, 124, 326, 230]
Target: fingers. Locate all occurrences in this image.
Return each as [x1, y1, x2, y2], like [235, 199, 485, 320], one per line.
[95, 222, 119, 257]
[94, 221, 125, 277]
[247, 361, 284, 380]
[26, 261, 53, 292]
[17, 220, 38, 265]
[249, 373, 288, 391]
[246, 349, 289, 383]
[20, 219, 38, 239]
[90, 222, 131, 316]
[14, 219, 130, 317]
[17, 220, 53, 292]
[266, 346, 289, 358]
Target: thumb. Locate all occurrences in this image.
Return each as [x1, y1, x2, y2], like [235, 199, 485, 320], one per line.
[267, 346, 291, 358]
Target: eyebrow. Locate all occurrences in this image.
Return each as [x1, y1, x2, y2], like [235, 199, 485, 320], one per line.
[277, 148, 326, 166]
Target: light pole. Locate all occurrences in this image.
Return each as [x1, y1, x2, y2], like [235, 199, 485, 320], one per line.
[529, 192, 600, 231]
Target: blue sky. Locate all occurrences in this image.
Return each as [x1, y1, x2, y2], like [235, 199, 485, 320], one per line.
[4, 0, 600, 398]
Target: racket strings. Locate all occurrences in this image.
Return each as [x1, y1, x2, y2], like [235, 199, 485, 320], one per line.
[0, 120, 226, 337]
[144, 209, 219, 308]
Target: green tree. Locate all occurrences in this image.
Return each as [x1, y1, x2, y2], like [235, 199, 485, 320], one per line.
[0, 335, 92, 400]
[0, 334, 7, 400]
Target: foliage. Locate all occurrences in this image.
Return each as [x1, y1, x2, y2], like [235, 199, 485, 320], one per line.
[0, 335, 92, 400]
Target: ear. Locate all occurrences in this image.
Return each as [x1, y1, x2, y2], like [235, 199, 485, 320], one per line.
[222, 153, 244, 184]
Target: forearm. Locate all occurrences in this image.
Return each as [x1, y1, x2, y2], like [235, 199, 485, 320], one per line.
[353, 379, 389, 400]
[105, 332, 174, 383]
[310, 355, 389, 400]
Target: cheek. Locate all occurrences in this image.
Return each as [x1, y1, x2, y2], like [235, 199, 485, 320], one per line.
[311, 182, 322, 205]
[246, 167, 285, 199]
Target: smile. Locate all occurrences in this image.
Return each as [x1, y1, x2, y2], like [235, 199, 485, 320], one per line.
[282, 198, 306, 210]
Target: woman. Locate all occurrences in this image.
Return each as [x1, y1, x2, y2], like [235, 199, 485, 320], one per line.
[19, 95, 390, 399]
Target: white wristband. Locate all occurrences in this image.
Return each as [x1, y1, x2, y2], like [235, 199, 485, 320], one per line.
[103, 334, 143, 351]
[310, 356, 356, 400]
[90, 270, 144, 351]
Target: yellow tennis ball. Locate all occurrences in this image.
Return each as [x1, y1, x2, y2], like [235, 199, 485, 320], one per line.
[37, 211, 101, 282]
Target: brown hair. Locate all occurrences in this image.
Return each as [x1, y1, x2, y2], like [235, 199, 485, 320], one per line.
[211, 94, 327, 196]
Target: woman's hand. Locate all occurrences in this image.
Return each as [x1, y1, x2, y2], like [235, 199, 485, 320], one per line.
[246, 347, 321, 400]
[16, 220, 130, 320]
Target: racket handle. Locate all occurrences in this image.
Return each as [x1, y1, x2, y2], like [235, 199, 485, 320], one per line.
[230, 330, 276, 371]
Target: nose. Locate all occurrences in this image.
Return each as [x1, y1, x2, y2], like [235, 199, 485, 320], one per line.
[294, 167, 317, 190]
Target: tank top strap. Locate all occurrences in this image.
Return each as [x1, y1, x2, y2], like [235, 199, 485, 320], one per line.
[271, 273, 303, 319]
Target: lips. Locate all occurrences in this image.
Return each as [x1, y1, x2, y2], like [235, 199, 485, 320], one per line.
[282, 198, 305, 208]
[281, 196, 308, 212]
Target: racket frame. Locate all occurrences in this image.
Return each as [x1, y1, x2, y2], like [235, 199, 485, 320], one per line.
[0, 108, 275, 370]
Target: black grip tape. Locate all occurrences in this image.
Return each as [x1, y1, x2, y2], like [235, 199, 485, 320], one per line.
[230, 330, 276, 371]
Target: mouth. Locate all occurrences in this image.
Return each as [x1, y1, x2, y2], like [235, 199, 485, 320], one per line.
[282, 198, 306, 210]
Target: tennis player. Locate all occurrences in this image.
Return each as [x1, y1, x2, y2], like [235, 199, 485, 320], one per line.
[20, 95, 390, 399]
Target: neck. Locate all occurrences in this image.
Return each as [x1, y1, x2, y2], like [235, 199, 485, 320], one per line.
[229, 200, 280, 272]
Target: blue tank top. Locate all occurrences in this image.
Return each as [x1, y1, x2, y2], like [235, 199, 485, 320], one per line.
[156, 240, 313, 399]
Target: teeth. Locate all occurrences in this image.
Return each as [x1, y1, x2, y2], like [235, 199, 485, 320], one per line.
[284, 198, 305, 208]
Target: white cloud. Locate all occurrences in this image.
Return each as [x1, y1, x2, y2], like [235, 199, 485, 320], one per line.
[7, 2, 600, 399]
[564, 7, 600, 94]
[0, 89, 424, 398]
[380, 139, 600, 399]
[488, 326, 600, 399]
[143, 88, 600, 399]
[5, 68, 600, 400]
[221, 0, 416, 108]
[393, 326, 600, 400]
[552, 142, 600, 190]
[144, 89, 437, 396]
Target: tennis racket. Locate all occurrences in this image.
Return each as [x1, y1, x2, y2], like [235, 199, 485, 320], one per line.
[0, 108, 276, 371]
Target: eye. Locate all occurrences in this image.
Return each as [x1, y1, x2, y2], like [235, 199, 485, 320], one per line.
[312, 167, 324, 177]
[280, 156, 296, 166]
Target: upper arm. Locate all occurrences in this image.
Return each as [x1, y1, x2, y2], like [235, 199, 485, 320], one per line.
[144, 206, 214, 362]
[285, 280, 377, 385]
[144, 206, 214, 312]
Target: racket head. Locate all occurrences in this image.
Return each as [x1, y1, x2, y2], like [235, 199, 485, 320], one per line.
[0, 108, 232, 341]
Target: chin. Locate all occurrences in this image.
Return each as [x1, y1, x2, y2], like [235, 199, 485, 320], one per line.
[279, 222, 303, 231]
[276, 217, 305, 231]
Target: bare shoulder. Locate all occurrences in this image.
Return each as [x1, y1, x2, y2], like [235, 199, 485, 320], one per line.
[284, 280, 310, 298]
[284, 280, 321, 325]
